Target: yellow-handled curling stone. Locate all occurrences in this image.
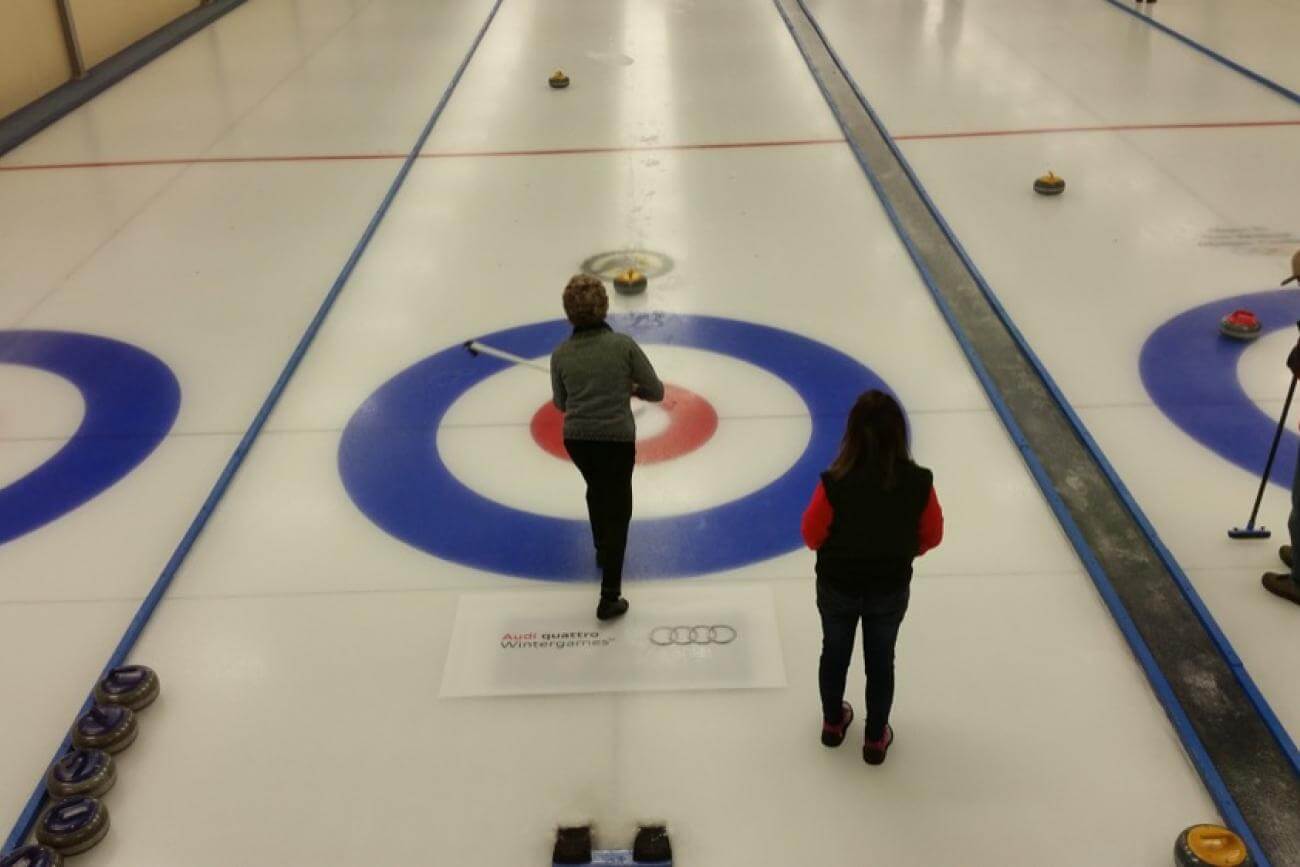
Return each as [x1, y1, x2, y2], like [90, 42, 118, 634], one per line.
[548, 69, 570, 89]
[1174, 825, 1253, 867]
[1033, 171, 1066, 196]
[613, 267, 647, 295]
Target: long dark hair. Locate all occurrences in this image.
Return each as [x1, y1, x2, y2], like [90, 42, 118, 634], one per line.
[827, 390, 911, 488]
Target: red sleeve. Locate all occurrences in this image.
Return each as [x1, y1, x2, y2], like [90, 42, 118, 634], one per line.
[917, 487, 944, 556]
[801, 481, 833, 550]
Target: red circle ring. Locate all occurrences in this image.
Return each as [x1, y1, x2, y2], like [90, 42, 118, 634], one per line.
[530, 384, 718, 464]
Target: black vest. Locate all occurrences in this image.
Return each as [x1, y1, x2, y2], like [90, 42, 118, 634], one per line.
[815, 461, 933, 596]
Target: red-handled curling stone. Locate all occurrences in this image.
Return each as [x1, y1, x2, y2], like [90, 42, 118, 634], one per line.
[1219, 309, 1262, 341]
[35, 796, 110, 856]
[94, 664, 160, 711]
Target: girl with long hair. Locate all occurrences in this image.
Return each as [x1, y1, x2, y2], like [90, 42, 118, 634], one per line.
[801, 390, 943, 764]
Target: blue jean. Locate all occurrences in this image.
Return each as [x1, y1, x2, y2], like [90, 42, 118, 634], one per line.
[817, 581, 909, 742]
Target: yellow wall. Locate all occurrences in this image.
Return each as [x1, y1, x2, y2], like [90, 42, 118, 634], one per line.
[0, 0, 73, 119]
[69, 0, 200, 68]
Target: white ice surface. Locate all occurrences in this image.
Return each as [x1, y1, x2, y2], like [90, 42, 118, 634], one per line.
[0, 0, 1239, 861]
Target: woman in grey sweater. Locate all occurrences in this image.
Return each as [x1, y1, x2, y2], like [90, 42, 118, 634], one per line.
[550, 275, 664, 620]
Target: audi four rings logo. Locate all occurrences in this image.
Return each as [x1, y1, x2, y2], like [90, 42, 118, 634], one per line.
[649, 625, 738, 646]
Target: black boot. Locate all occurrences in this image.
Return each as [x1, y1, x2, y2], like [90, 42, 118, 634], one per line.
[597, 596, 629, 621]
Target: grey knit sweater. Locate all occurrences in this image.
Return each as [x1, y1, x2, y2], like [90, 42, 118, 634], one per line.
[550, 323, 665, 442]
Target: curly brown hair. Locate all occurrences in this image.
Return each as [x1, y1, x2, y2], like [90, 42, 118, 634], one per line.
[562, 274, 609, 327]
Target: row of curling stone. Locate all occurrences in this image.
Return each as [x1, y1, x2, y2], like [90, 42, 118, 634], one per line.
[1, 666, 161, 866]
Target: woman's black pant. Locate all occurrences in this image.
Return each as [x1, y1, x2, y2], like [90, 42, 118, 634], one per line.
[817, 581, 910, 741]
[564, 439, 635, 599]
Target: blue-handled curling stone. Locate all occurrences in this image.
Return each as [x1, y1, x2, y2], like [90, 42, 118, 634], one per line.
[94, 664, 160, 711]
[35, 796, 110, 856]
[45, 749, 116, 799]
[0, 845, 63, 867]
[71, 705, 137, 754]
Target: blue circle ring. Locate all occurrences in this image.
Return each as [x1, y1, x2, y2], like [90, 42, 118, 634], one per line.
[339, 313, 891, 580]
[0, 331, 181, 545]
[1141, 289, 1300, 489]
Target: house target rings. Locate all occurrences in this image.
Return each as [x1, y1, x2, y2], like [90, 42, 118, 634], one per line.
[649, 625, 738, 646]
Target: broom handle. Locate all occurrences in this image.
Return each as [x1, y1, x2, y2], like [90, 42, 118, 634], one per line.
[467, 340, 650, 412]
[1243, 367, 1300, 531]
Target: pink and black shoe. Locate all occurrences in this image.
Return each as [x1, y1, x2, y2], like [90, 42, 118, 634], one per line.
[821, 702, 854, 747]
[863, 724, 894, 765]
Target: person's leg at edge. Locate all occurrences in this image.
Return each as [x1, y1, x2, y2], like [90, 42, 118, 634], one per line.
[1264, 443, 1300, 604]
[861, 588, 909, 744]
[1290, 446, 1300, 587]
[817, 581, 860, 725]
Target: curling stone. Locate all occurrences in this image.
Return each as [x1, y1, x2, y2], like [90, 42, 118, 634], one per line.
[1033, 171, 1066, 196]
[1174, 824, 1252, 867]
[613, 267, 647, 295]
[71, 705, 137, 754]
[552, 825, 592, 865]
[94, 664, 160, 711]
[549, 69, 570, 89]
[35, 797, 109, 857]
[1284, 249, 1300, 286]
[0, 845, 62, 867]
[633, 824, 672, 863]
[46, 749, 115, 799]
[1219, 309, 1262, 341]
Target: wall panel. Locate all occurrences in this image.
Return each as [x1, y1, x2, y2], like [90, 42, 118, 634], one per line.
[0, 0, 73, 119]
[69, 0, 200, 68]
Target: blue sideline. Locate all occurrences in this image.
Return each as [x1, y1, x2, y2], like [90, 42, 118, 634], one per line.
[773, 0, 1282, 862]
[1, 0, 507, 853]
[1099, 0, 1300, 109]
[0, 0, 249, 158]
